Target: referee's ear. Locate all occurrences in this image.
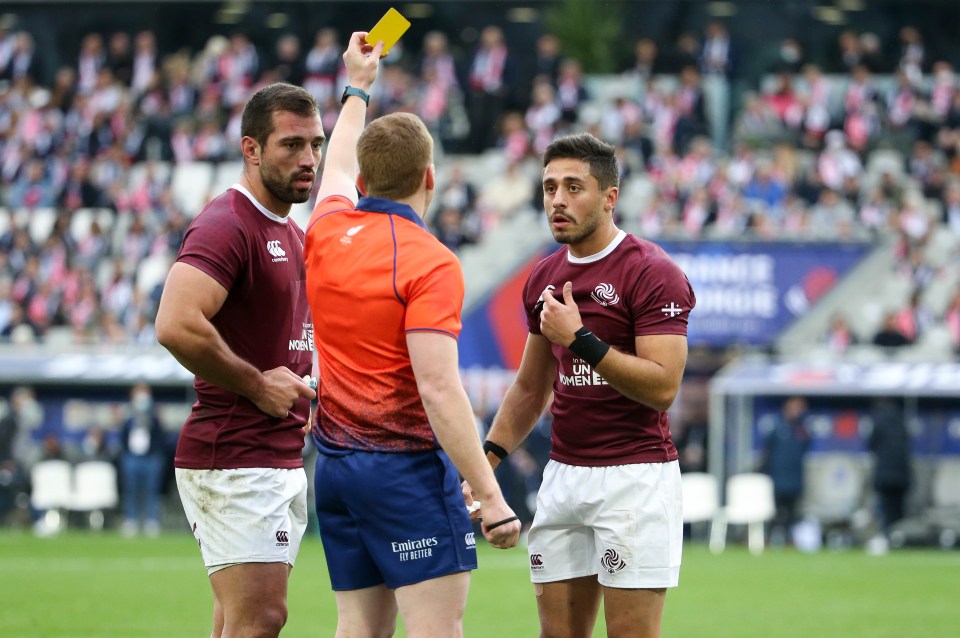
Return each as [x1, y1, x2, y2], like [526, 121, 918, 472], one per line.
[424, 164, 435, 192]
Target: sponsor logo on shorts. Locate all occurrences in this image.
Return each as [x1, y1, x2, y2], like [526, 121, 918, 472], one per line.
[276, 530, 289, 546]
[600, 548, 626, 574]
[530, 553, 544, 571]
[192, 521, 200, 548]
[391, 536, 438, 562]
[464, 532, 475, 548]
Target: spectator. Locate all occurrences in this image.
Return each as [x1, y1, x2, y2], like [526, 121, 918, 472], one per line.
[272, 34, 305, 87]
[944, 288, 960, 355]
[873, 311, 912, 348]
[823, 313, 858, 354]
[761, 396, 811, 547]
[130, 30, 157, 97]
[467, 25, 511, 153]
[0, 387, 42, 524]
[6, 158, 57, 209]
[867, 399, 912, 551]
[119, 383, 167, 537]
[107, 32, 133, 87]
[303, 27, 340, 104]
[625, 38, 662, 81]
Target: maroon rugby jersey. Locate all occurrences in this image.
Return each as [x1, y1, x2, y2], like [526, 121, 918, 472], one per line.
[523, 231, 696, 466]
[174, 185, 313, 469]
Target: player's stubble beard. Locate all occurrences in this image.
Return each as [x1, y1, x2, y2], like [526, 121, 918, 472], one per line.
[260, 161, 316, 204]
[549, 202, 605, 246]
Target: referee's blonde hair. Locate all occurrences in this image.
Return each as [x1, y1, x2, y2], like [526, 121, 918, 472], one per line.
[358, 112, 434, 201]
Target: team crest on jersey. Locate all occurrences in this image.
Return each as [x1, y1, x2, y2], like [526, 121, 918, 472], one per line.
[340, 225, 365, 245]
[590, 283, 620, 306]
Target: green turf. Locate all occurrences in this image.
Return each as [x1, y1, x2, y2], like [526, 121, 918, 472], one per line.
[0, 530, 956, 637]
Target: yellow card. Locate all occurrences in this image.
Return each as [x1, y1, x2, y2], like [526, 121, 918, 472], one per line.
[366, 7, 410, 57]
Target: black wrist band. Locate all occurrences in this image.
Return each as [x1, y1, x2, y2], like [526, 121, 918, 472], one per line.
[341, 85, 370, 106]
[568, 327, 610, 368]
[483, 440, 509, 461]
[485, 515, 519, 531]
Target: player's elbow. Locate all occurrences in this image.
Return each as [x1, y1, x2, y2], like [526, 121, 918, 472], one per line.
[645, 386, 679, 413]
[154, 313, 186, 354]
[416, 379, 453, 414]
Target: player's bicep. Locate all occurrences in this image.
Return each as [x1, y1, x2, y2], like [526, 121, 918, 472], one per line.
[634, 333, 688, 387]
[156, 262, 229, 333]
[513, 334, 557, 400]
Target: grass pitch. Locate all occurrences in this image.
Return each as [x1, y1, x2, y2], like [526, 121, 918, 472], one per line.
[0, 530, 956, 637]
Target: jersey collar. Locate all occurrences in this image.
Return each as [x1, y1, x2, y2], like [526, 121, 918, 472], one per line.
[357, 196, 426, 229]
[567, 229, 627, 264]
[231, 183, 289, 224]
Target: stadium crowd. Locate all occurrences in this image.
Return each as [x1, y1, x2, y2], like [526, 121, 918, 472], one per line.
[0, 19, 958, 354]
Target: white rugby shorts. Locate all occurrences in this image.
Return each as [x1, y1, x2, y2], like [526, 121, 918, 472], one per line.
[527, 459, 682, 588]
[175, 467, 308, 575]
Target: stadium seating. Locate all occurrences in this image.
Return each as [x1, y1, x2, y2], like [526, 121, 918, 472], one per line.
[709, 472, 776, 554]
[70, 461, 119, 531]
[681, 471, 720, 541]
[29, 459, 73, 535]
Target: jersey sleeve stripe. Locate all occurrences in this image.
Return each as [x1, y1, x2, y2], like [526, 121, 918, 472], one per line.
[405, 328, 459, 339]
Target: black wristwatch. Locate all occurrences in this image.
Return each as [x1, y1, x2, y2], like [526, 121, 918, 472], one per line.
[341, 85, 370, 106]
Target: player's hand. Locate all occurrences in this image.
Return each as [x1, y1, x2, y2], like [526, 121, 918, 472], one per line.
[343, 31, 383, 92]
[461, 480, 482, 523]
[540, 281, 583, 347]
[479, 497, 521, 549]
[253, 366, 317, 418]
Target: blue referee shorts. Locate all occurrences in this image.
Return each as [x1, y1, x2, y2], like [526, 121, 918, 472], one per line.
[314, 446, 478, 590]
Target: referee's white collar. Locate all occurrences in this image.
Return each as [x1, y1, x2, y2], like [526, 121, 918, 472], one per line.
[567, 230, 626, 264]
[231, 183, 289, 224]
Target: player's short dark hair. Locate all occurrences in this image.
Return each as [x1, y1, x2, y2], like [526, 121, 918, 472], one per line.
[358, 112, 433, 200]
[542, 133, 619, 190]
[241, 82, 319, 147]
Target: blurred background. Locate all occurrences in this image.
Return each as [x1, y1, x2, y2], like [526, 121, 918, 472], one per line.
[1, 0, 959, 555]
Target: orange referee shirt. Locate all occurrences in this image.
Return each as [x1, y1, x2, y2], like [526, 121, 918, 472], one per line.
[304, 195, 464, 452]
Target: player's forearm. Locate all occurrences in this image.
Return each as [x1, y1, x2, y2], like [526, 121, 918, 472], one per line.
[594, 348, 681, 412]
[484, 382, 551, 469]
[158, 319, 264, 400]
[420, 385, 504, 502]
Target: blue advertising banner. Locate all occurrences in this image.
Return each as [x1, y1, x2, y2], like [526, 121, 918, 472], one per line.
[660, 240, 871, 347]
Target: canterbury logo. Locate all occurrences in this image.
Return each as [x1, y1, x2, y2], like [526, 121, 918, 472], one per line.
[590, 283, 620, 306]
[530, 553, 544, 569]
[600, 548, 626, 573]
[266, 240, 286, 258]
[275, 530, 289, 545]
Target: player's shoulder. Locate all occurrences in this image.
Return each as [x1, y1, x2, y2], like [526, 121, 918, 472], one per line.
[308, 194, 357, 231]
[619, 233, 684, 275]
[529, 245, 569, 280]
[193, 189, 245, 225]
